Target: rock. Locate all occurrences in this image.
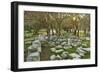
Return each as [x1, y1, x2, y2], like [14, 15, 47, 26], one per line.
[49, 41, 56, 47]
[72, 42, 81, 47]
[68, 38, 71, 45]
[77, 49, 85, 54]
[78, 39, 81, 42]
[79, 37, 85, 40]
[27, 57, 33, 61]
[38, 35, 46, 41]
[61, 52, 68, 59]
[45, 36, 48, 40]
[57, 38, 64, 43]
[50, 55, 56, 60]
[61, 42, 67, 46]
[37, 47, 41, 52]
[69, 53, 81, 59]
[80, 37, 90, 41]
[56, 55, 62, 60]
[74, 39, 80, 42]
[60, 38, 67, 42]
[50, 35, 57, 41]
[28, 46, 33, 50]
[55, 49, 64, 53]
[76, 47, 86, 56]
[32, 40, 41, 48]
[55, 41, 60, 45]
[71, 43, 77, 47]
[78, 52, 84, 56]
[52, 38, 58, 42]
[32, 40, 41, 52]
[76, 47, 86, 54]
[50, 48, 56, 52]
[50, 54, 62, 60]
[81, 48, 90, 52]
[56, 45, 62, 49]
[63, 46, 69, 50]
[82, 43, 87, 47]
[28, 45, 39, 53]
[63, 45, 72, 50]
[27, 52, 40, 61]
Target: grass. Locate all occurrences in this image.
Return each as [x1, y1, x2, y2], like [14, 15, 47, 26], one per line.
[81, 40, 90, 48]
[66, 47, 77, 53]
[24, 37, 35, 42]
[79, 31, 84, 37]
[24, 30, 90, 61]
[82, 52, 90, 59]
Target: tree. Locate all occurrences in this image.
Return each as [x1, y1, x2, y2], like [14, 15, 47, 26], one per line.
[51, 13, 67, 37]
[79, 14, 90, 37]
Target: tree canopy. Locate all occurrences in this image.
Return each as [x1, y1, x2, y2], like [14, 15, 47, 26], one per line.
[24, 11, 90, 37]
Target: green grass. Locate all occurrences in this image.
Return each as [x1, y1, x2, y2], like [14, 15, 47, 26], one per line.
[81, 40, 90, 48]
[66, 46, 77, 53]
[24, 37, 35, 42]
[78, 31, 85, 37]
[82, 52, 90, 59]
[24, 30, 90, 61]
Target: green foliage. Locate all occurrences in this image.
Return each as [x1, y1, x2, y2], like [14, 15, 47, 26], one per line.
[81, 40, 90, 48]
[82, 52, 90, 59]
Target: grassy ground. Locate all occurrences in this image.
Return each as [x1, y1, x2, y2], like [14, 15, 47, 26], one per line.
[24, 30, 90, 61]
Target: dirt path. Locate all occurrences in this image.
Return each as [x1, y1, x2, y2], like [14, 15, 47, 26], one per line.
[40, 46, 51, 61]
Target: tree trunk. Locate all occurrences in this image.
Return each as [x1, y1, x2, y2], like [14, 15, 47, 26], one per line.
[58, 23, 61, 37]
[77, 30, 79, 37]
[47, 29, 50, 41]
[74, 29, 77, 36]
